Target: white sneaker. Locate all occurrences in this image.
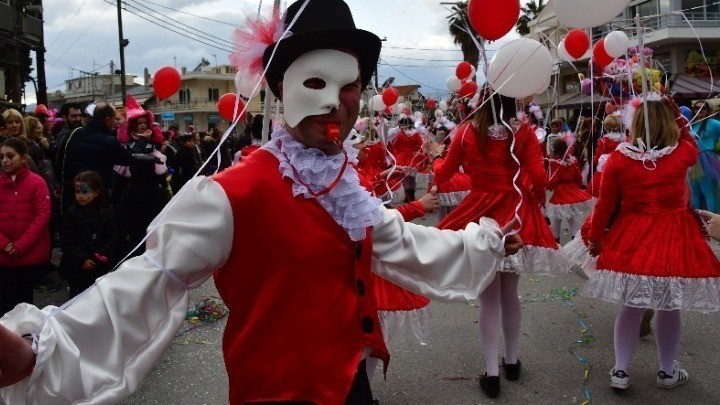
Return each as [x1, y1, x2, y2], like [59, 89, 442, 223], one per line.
[657, 362, 689, 389]
[610, 368, 630, 389]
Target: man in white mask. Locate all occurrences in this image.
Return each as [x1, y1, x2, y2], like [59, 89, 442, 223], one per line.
[0, 1, 522, 403]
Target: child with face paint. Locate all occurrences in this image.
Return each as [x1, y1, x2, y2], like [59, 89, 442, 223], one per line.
[0, 138, 52, 315]
[59, 171, 119, 298]
[0, 1, 522, 403]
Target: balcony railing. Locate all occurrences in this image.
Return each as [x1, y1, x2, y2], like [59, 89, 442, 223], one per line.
[592, 11, 720, 41]
[147, 99, 220, 112]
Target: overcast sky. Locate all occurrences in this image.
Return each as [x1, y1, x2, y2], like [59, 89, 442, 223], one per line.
[30, 0, 530, 106]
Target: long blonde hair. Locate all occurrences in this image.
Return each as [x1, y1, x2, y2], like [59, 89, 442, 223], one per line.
[2, 108, 27, 138]
[630, 101, 679, 149]
[24, 116, 42, 140]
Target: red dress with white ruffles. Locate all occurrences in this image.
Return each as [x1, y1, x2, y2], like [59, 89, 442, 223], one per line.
[357, 140, 404, 200]
[588, 132, 626, 197]
[388, 131, 429, 174]
[583, 121, 720, 311]
[547, 156, 594, 222]
[434, 123, 569, 276]
[431, 158, 472, 207]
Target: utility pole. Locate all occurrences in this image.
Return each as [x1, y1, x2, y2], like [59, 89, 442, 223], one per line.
[116, 0, 128, 106]
[110, 60, 115, 101]
[36, 2, 48, 106]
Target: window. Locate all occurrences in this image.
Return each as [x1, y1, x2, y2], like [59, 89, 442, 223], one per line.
[681, 0, 718, 18]
[208, 88, 219, 102]
[179, 89, 192, 104]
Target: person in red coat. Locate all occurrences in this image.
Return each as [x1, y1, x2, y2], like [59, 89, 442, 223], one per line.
[0, 1, 522, 404]
[433, 92, 570, 399]
[0, 138, 51, 314]
[587, 115, 626, 197]
[388, 116, 429, 202]
[583, 97, 720, 390]
[546, 138, 594, 242]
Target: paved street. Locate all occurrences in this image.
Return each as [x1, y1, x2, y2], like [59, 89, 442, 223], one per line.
[7, 211, 720, 404]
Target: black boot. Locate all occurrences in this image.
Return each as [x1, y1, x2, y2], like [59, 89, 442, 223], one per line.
[480, 373, 500, 398]
[502, 358, 522, 381]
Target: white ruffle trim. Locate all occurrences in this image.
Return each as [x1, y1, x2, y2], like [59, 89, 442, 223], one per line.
[501, 245, 572, 276]
[616, 142, 677, 162]
[549, 156, 577, 167]
[562, 234, 597, 279]
[583, 270, 720, 312]
[378, 306, 431, 346]
[436, 190, 470, 207]
[546, 199, 595, 221]
[263, 129, 383, 241]
[597, 154, 610, 173]
[604, 132, 626, 143]
[415, 172, 433, 189]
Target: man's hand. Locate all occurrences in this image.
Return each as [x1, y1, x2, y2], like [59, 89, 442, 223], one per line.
[499, 218, 523, 257]
[0, 324, 36, 387]
[698, 210, 720, 241]
[417, 193, 440, 212]
[82, 259, 97, 271]
[3, 243, 17, 256]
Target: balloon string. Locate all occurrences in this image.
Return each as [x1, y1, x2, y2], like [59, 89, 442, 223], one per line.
[679, 11, 714, 127]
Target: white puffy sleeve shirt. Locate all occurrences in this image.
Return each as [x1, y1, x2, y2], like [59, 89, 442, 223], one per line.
[1, 177, 503, 404]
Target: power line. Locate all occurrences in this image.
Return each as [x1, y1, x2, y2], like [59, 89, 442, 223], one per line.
[380, 62, 458, 68]
[381, 54, 464, 62]
[46, 0, 93, 49]
[383, 45, 463, 52]
[379, 58, 446, 91]
[50, 5, 112, 67]
[135, 0, 239, 27]
[124, 0, 234, 48]
[102, 0, 233, 53]
[120, 0, 234, 51]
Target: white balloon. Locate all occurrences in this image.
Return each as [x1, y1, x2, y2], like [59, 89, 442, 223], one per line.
[604, 31, 630, 58]
[234, 72, 262, 99]
[555, 0, 631, 29]
[446, 76, 461, 92]
[370, 94, 386, 112]
[434, 109, 444, 119]
[438, 100, 448, 111]
[487, 38, 553, 99]
[414, 111, 423, 120]
[393, 103, 404, 115]
[557, 40, 576, 62]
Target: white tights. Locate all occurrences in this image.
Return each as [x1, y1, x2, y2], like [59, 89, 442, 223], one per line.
[550, 217, 580, 239]
[613, 305, 681, 374]
[478, 272, 521, 376]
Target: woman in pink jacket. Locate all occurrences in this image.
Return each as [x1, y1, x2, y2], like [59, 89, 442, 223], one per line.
[0, 138, 52, 315]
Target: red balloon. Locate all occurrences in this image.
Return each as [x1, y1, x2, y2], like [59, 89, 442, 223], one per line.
[426, 99, 437, 110]
[592, 38, 615, 68]
[153, 66, 182, 99]
[217, 93, 247, 121]
[468, 0, 521, 41]
[383, 106, 392, 115]
[382, 87, 399, 107]
[456, 61, 473, 80]
[459, 81, 478, 98]
[564, 29, 590, 60]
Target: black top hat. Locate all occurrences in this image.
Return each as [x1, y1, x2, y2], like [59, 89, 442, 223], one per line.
[262, 0, 381, 99]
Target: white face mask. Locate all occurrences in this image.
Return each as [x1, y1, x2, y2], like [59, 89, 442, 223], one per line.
[282, 49, 360, 128]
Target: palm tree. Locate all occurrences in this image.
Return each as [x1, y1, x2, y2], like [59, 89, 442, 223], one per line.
[517, 0, 547, 36]
[447, 2, 480, 69]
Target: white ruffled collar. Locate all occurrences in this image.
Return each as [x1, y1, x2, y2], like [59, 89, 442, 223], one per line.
[616, 141, 677, 169]
[549, 155, 577, 167]
[603, 132, 626, 142]
[262, 128, 383, 241]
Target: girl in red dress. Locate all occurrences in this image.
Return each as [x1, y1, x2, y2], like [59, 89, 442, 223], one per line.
[546, 138, 594, 242]
[583, 98, 720, 390]
[434, 93, 570, 398]
[430, 126, 472, 222]
[587, 115, 627, 197]
[388, 117, 429, 202]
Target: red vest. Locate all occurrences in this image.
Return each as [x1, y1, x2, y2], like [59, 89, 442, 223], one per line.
[212, 150, 389, 404]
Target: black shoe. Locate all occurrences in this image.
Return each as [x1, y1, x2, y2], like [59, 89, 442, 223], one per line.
[480, 373, 500, 398]
[503, 358, 522, 381]
[640, 309, 654, 338]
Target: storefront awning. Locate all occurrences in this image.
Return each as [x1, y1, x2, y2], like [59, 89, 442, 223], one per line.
[669, 74, 720, 99]
[554, 92, 611, 109]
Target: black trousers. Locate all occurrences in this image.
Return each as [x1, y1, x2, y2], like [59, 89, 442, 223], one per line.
[346, 360, 374, 405]
[0, 265, 35, 315]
